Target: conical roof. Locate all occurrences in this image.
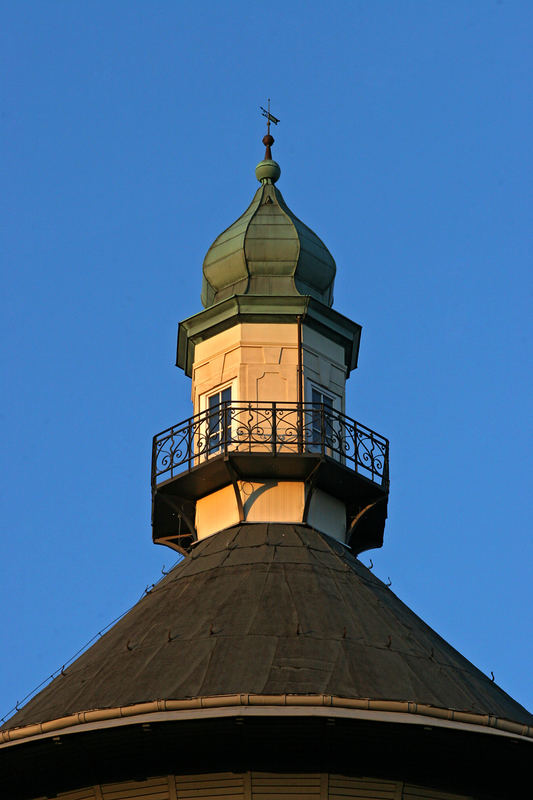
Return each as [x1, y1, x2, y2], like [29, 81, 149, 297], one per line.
[4, 524, 531, 733]
[201, 167, 336, 308]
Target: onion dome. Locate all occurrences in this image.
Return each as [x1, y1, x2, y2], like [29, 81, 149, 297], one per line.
[201, 135, 336, 308]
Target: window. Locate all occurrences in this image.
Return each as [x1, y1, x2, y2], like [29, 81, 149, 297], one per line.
[207, 386, 231, 453]
[307, 386, 343, 459]
[310, 387, 333, 445]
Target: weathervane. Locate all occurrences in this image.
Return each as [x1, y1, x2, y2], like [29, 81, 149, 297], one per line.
[260, 99, 280, 134]
[259, 99, 279, 159]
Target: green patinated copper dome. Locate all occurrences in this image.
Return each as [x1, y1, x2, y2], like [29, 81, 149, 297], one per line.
[201, 150, 336, 308]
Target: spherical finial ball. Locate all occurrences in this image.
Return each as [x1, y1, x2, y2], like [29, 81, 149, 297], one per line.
[255, 159, 281, 184]
[262, 134, 274, 147]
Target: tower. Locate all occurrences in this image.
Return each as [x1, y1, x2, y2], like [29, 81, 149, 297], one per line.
[1, 131, 531, 800]
[152, 135, 387, 557]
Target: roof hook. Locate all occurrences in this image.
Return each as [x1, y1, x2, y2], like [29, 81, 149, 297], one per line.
[368, 559, 374, 570]
[386, 577, 392, 587]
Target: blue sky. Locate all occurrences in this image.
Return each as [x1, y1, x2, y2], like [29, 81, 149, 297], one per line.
[1, 1, 532, 720]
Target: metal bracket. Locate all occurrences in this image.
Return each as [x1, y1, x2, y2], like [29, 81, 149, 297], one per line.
[159, 494, 197, 539]
[302, 459, 323, 523]
[346, 495, 386, 540]
[224, 456, 245, 523]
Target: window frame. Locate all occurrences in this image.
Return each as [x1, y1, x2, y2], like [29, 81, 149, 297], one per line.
[306, 382, 342, 456]
[201, 383, 233, 456]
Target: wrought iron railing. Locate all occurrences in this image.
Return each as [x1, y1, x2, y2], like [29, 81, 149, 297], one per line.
[152, 401, 389, 488]
[152, 402, 389, 490]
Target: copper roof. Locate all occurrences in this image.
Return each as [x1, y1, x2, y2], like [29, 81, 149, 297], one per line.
[201, 181, 336, 308]
[3, 523, 531, 731]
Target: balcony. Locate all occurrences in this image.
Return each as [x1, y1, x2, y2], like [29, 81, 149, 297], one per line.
[151, 402, 389, 555]
[153, 401, 389, 489]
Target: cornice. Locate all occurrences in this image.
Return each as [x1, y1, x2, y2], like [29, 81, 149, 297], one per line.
[176, 295, 362, 377]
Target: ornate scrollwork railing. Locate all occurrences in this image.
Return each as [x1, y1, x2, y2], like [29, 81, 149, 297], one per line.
[152, 402, 389, 489]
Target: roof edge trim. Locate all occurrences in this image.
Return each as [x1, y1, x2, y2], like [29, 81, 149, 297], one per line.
[2, 694, 532, 746]
[176, 295, 361, 376]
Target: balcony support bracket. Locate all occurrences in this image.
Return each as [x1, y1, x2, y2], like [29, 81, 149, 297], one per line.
[302, 459, 324, 524]
[158, 494, 197, 539]
[346, 495, 388, 555]
[224, 456, 245, 523]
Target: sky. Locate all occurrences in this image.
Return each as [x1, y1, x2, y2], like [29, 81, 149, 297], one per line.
[1, 1, 532, 722]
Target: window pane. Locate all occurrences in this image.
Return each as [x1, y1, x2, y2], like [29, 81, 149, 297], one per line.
[221, 387, 231, 404]
[207, 387, 232, 454]
[209, 412, 219, 436]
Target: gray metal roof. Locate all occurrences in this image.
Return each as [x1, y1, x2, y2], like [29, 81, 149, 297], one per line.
[4, 523, 532, 730]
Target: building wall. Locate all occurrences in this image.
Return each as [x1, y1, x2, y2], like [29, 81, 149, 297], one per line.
[32, 772, 475, 800]
[302, 326, 347, 414]
[195, 481, 347, 541]
[192, 323, 299, 411]
[191, 323, 347, 413]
